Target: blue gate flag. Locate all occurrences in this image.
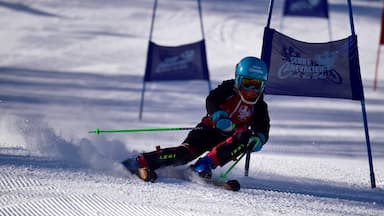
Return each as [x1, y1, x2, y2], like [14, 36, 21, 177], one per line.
[283, 0, 329, 18]
[144, 40, 210, 82]
[261, 27, 364, 100]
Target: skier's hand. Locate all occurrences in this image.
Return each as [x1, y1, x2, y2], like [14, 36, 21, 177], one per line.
[211, 111, 234, 132]
[248, 133, 265, 152]
[211, 110, 228, 122]
[216, 119, 233, 132]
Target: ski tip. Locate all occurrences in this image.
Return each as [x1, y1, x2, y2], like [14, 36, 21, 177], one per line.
[121, 158, 138, 174]
[224, 180, 241, 191]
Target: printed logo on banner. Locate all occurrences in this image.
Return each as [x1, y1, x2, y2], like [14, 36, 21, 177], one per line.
[155, 50, 195, 74]
[283, 0, 329, 18]
[278, 47, 342, 84]
[288, 0, 322, 12]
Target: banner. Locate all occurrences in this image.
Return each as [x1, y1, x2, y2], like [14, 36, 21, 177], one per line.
[262, 27, 363, 100]
[283, 0, 329, 18]
[144, 40, 210, 82]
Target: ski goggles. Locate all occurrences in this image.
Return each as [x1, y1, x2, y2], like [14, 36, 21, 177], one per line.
[240, 78, 264, 90]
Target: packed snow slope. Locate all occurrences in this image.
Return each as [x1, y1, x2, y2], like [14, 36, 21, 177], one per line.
[1, 0, 384, 215]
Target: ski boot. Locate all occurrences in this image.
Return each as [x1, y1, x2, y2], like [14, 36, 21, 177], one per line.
[192, 156, 214, 179]
[122, 155, 157, 182]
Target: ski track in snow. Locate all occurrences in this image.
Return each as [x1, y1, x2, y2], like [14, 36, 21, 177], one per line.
[1, 0, 384, 215]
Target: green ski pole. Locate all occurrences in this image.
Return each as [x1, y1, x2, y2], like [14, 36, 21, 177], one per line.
[219, 151, 247, 179]
[219, 138, 259, 179]
[88, 127, 201, 135]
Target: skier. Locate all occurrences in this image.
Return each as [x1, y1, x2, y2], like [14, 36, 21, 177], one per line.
[123, 56, 270, 182]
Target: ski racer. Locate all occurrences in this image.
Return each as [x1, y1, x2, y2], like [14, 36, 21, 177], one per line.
[123, 56, 270, 182]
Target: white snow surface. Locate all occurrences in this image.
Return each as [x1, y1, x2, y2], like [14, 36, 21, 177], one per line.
[1, 0, 384, 215]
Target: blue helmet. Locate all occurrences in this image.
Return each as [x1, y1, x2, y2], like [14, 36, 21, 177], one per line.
[235, 56, 268, 88]
[234, 57, 268, 104]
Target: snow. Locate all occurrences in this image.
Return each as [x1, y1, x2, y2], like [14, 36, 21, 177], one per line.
[1, 0, 384, 215]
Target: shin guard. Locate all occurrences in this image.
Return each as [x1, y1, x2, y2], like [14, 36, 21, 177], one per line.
[207, 129, 251, 167]
[141, 145, 192, 170]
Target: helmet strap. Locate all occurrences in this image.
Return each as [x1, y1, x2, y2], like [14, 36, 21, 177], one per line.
[234, 86, 261, 105]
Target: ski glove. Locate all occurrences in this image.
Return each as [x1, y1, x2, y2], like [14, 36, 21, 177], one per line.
[211, 110, 234, 132]
[248, 133, 266, 152]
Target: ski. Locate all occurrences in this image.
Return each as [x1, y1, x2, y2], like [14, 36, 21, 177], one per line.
[121, 158, 240, 191]
[185, 166, 241, 191]
[121, 158, 138, 174]
[121, 158, 158, 182]
[195, 177, 241, 191]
